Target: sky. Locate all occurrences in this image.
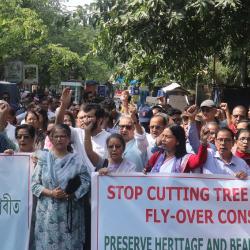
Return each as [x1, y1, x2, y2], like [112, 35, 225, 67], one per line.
[62, 0, 94, 10]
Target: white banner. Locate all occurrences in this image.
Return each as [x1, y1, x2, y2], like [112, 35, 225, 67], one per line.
[0, 154, 32, 250]
[92, 173, 250, 250]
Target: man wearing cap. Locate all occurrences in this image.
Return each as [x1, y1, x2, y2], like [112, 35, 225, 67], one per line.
[156, 90, 171, 112]
[200, 100, 218, 123]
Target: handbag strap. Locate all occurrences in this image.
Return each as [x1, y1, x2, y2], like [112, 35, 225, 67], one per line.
[67, 198, 73, 233]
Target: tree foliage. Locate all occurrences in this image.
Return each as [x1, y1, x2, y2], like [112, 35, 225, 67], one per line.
[0, 0, 47, 60]
[95, 0, 250, 87]
[0, 0, 112, 86]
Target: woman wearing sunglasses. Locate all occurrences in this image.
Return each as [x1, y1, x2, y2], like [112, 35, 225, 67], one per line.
[4, 124, 36, 153]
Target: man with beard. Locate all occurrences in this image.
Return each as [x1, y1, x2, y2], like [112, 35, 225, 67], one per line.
[56, 88, 110, 172]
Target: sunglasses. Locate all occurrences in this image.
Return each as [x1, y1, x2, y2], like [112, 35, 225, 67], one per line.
[201, 107, 213, 113]
[149, 125, 163, 130]
[16, 135, 31, 140]
[119, 125, 133, 130]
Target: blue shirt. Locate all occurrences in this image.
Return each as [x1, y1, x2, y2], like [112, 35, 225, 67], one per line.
[202, 149, 250, 176]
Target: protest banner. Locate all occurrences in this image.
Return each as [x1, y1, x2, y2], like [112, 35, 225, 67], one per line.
[92, 173, 250, 250]
[0, 154, 32, 250]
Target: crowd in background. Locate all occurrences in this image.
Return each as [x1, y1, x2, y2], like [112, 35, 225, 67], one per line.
[0, 87, 250, 250]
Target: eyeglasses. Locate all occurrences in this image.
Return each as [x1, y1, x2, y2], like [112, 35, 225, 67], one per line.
[53, 135, 68, 139]
[232, 114, 245, 119]
[238, 137, 250, 143]
[149, 125, 163, 130]
[16, 135, 31, 140]
[216, 138, 232, 143]
[201, 107, 213, 113]
[119, 125, 133, 130]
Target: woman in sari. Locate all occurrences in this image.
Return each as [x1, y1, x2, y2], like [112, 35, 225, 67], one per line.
[98, 133, 136, 175]
[144, 125, 208, 173]
[31, 124, 90, 250]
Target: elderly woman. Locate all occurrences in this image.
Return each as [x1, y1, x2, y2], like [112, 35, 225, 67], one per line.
[31, 124, 90, 250]
[234, 128, 250, 166]
[99, 133, 136, 175]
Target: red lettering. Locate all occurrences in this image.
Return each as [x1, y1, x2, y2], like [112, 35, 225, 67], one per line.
[147, 186, 156, 200]
[107, 185, 115, 199]
[145, 209, 153, 222]
[176, 209, 186, 223]
[134, 186, 143, 200]
[107, 185, 143, 200]
[214, 187, 249, 202]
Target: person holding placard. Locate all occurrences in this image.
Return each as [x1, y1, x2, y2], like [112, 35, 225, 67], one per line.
[31, 124, 90, 250]
[144, 125, 208, 173]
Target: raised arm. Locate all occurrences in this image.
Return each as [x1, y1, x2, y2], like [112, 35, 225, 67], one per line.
[55, 88, 72, 125]
[84, 122, 102, 166]
[185, 126, 209, 170]
[220, 103, 231, 126]
[0, 101, 9, 131]
[186, 105, 200, 153]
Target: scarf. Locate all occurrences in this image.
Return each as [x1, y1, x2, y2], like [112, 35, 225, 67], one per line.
[235, 150, 250, 166]
[47, 151, 83, 190]
[151, 152, 190, 173]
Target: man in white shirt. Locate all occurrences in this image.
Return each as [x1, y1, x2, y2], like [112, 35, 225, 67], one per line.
[134, 113, 168, 160]
[56, 88, 110, 172]
[202, 127, 249, 177]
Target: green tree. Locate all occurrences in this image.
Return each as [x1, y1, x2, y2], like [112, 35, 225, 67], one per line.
[95, 0, 250, 87]
[0, 0, 47, 61]
[0, 0, 113, 86]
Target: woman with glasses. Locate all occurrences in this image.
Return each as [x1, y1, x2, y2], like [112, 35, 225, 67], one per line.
[234, 129, 250, 166]
[99, 133, 136, 175]
[83, 118, 136, 174]
[4, 124, 36, 153]
[31, 124, 90, 250]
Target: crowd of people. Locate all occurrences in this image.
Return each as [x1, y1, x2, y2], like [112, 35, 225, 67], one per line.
[0, 87, 250, 250]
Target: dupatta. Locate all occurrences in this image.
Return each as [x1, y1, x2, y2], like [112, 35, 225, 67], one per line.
[46, 151, 83, 190]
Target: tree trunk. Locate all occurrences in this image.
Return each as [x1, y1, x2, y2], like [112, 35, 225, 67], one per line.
[240, 50, 248, 87]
